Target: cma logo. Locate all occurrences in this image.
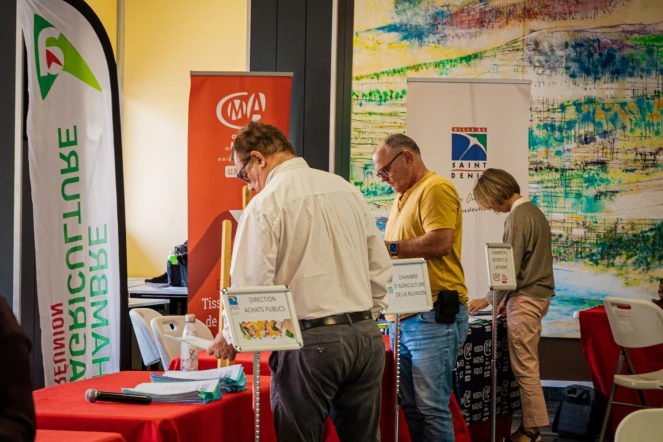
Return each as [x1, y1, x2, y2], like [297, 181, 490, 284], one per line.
[461, 390, 471, 408]
[463, 343, 472, 360]
[216, 92, 266, 129]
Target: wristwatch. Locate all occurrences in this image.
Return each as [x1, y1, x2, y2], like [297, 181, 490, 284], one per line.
[388, 241, 399, 257]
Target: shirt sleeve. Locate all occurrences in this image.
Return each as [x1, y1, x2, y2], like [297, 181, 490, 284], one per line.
[363, 199, 392, 317]
[223, 208, 279, 344]
[420, 181, 460, 232]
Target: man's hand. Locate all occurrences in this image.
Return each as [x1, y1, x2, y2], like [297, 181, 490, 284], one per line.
[468, 298, 489, 314]
[206, 333, 237, 361]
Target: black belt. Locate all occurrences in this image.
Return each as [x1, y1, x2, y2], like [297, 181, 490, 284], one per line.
[299, 310, 372, 331]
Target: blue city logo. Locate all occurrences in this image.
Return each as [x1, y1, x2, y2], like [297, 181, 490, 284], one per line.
[451, 127, 488, 161]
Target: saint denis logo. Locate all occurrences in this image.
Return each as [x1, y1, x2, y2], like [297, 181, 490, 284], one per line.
[216, 92, 266, 129]
[451, 127, 487, 179]
[33, 15, 101, 100]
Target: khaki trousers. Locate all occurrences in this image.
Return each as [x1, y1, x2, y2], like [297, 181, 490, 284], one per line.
[506, 294, 551, 429]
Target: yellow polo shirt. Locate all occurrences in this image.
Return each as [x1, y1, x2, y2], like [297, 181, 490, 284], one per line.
[384, 172, 468, 307]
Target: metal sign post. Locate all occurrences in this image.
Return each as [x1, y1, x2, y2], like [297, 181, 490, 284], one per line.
[254, 352, 260, 442]
[484, 244, 517, 442]
[384, 258, 434, 442]
[393, 313, 401, 440]
[221, 285, 303, 442]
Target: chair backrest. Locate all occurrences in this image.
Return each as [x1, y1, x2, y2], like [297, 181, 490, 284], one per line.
[150, 315, 214, 368]
[615, 409, 663, 441]
[128, 308, 163, 366]
[604, 297, 663, 349]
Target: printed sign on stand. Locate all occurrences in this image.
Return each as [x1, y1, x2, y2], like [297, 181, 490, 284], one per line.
[383, 258, 434, 315]
[221, 285, 303, 352]
[484, 243, 517, 442]
[383, 258, 433, 442]
[485, 244, 517, 291]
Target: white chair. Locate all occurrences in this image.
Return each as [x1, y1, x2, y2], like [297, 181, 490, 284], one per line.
[150, 315, 214, 368]
[599, 297, 663, 442]
[615, 409, 663, 441]
[128, 308, 163, 366]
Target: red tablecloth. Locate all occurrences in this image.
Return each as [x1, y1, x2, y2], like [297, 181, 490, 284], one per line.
[36, 430, 127, 442]
[34, 371, 276, 442]
[579, 305, 663, 433]
[168, 335, 513, 441]
[169, 349, 271, 375]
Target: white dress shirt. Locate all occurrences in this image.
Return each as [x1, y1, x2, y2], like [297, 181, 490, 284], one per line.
[222, 157, 392, 343]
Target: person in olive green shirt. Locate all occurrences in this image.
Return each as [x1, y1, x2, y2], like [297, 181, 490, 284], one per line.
[469, 168, 554, 442]
[373, 134, 468, 442]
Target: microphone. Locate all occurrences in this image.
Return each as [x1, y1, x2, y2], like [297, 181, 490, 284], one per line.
[85, 388, 152, 405]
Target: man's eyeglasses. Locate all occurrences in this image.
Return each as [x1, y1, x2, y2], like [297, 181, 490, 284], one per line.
[376, 151, 404, 179]
[237, 156, 252, 184]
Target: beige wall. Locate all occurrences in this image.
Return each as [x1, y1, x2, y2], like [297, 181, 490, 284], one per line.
[123, 0, 248, 277]
[86, 0, 117, 57]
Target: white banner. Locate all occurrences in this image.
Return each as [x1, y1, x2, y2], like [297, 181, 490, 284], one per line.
[407, 79, 530, 300]
[20, 0, 125, 385]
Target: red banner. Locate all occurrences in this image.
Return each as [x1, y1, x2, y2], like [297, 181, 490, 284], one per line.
[187, 73, 292, 335]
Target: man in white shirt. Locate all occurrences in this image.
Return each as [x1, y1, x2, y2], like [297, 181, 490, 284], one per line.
[206, 121, 392, 442]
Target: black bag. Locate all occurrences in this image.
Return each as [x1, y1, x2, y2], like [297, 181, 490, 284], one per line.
[166, 241, 188, 287]
[434, 290, 459, 323]
[552, 384, 604, 440]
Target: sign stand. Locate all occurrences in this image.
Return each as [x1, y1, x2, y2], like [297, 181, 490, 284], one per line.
[221, 285, 303, 442]
[484, 244, 517, 442]
[393, 313, 401, 440]
[253, 352, 260, 442]
[384, 258, 434, 442]
[491, 287, 498, 442]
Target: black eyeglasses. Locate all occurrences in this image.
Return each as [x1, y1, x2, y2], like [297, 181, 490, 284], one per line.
[236, 156, 252, 184]
[376, 151, 404, 179]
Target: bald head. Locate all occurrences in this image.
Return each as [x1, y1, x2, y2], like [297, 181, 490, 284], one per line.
[372, 133, 429, 194]
[374, 133, 421, 156]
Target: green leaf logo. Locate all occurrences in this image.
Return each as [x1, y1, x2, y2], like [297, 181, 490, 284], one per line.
[34, 14, 101, 100]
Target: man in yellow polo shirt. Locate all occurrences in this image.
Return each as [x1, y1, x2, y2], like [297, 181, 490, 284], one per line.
[373, 133, 469, 442]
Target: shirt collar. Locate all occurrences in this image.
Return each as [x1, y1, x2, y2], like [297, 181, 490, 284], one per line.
[265, 157, 308, 186]
[511, 196, 530, 211]
[397, 171, 435, 211]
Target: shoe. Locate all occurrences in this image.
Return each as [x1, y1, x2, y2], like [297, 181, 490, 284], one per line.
[504, 429, 541, 442]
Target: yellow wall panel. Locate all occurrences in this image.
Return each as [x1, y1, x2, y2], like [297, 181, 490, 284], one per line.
[85, 0, 117, 57]
[123, 0, 248, 277]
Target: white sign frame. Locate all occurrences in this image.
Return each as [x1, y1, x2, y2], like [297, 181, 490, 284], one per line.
[485, 243, 517, 291]
[221, 285, 304, 352]
[383, 258, 434, 315]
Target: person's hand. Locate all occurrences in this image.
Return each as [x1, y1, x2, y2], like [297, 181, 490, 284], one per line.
[468, 298, 489, 314]
[384, 240, 390, 251]
[206, 333, 237, 361]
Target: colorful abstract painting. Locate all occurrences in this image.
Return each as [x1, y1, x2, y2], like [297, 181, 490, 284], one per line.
[351, 0, 663, 337]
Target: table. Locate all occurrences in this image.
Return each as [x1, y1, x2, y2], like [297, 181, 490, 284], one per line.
[34, 371, 276, 442]
[169, 336, 475, 441]
[36, 430, 127, 442]
[128, 298, 170, 309]
[128, 278, 187, 314]
[579, 306, 663, 434]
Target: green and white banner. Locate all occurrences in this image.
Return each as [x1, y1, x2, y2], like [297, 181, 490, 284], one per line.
[19, 0, 127, 386]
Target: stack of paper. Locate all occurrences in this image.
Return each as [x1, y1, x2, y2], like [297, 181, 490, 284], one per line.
[151, 366, 247, 393]
[122, 379, 222, 404]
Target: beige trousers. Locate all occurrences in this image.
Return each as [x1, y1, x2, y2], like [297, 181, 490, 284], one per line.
[506, 294, 551, 429]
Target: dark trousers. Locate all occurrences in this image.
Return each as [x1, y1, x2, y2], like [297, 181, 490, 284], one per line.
[269, 318, 386, 442]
